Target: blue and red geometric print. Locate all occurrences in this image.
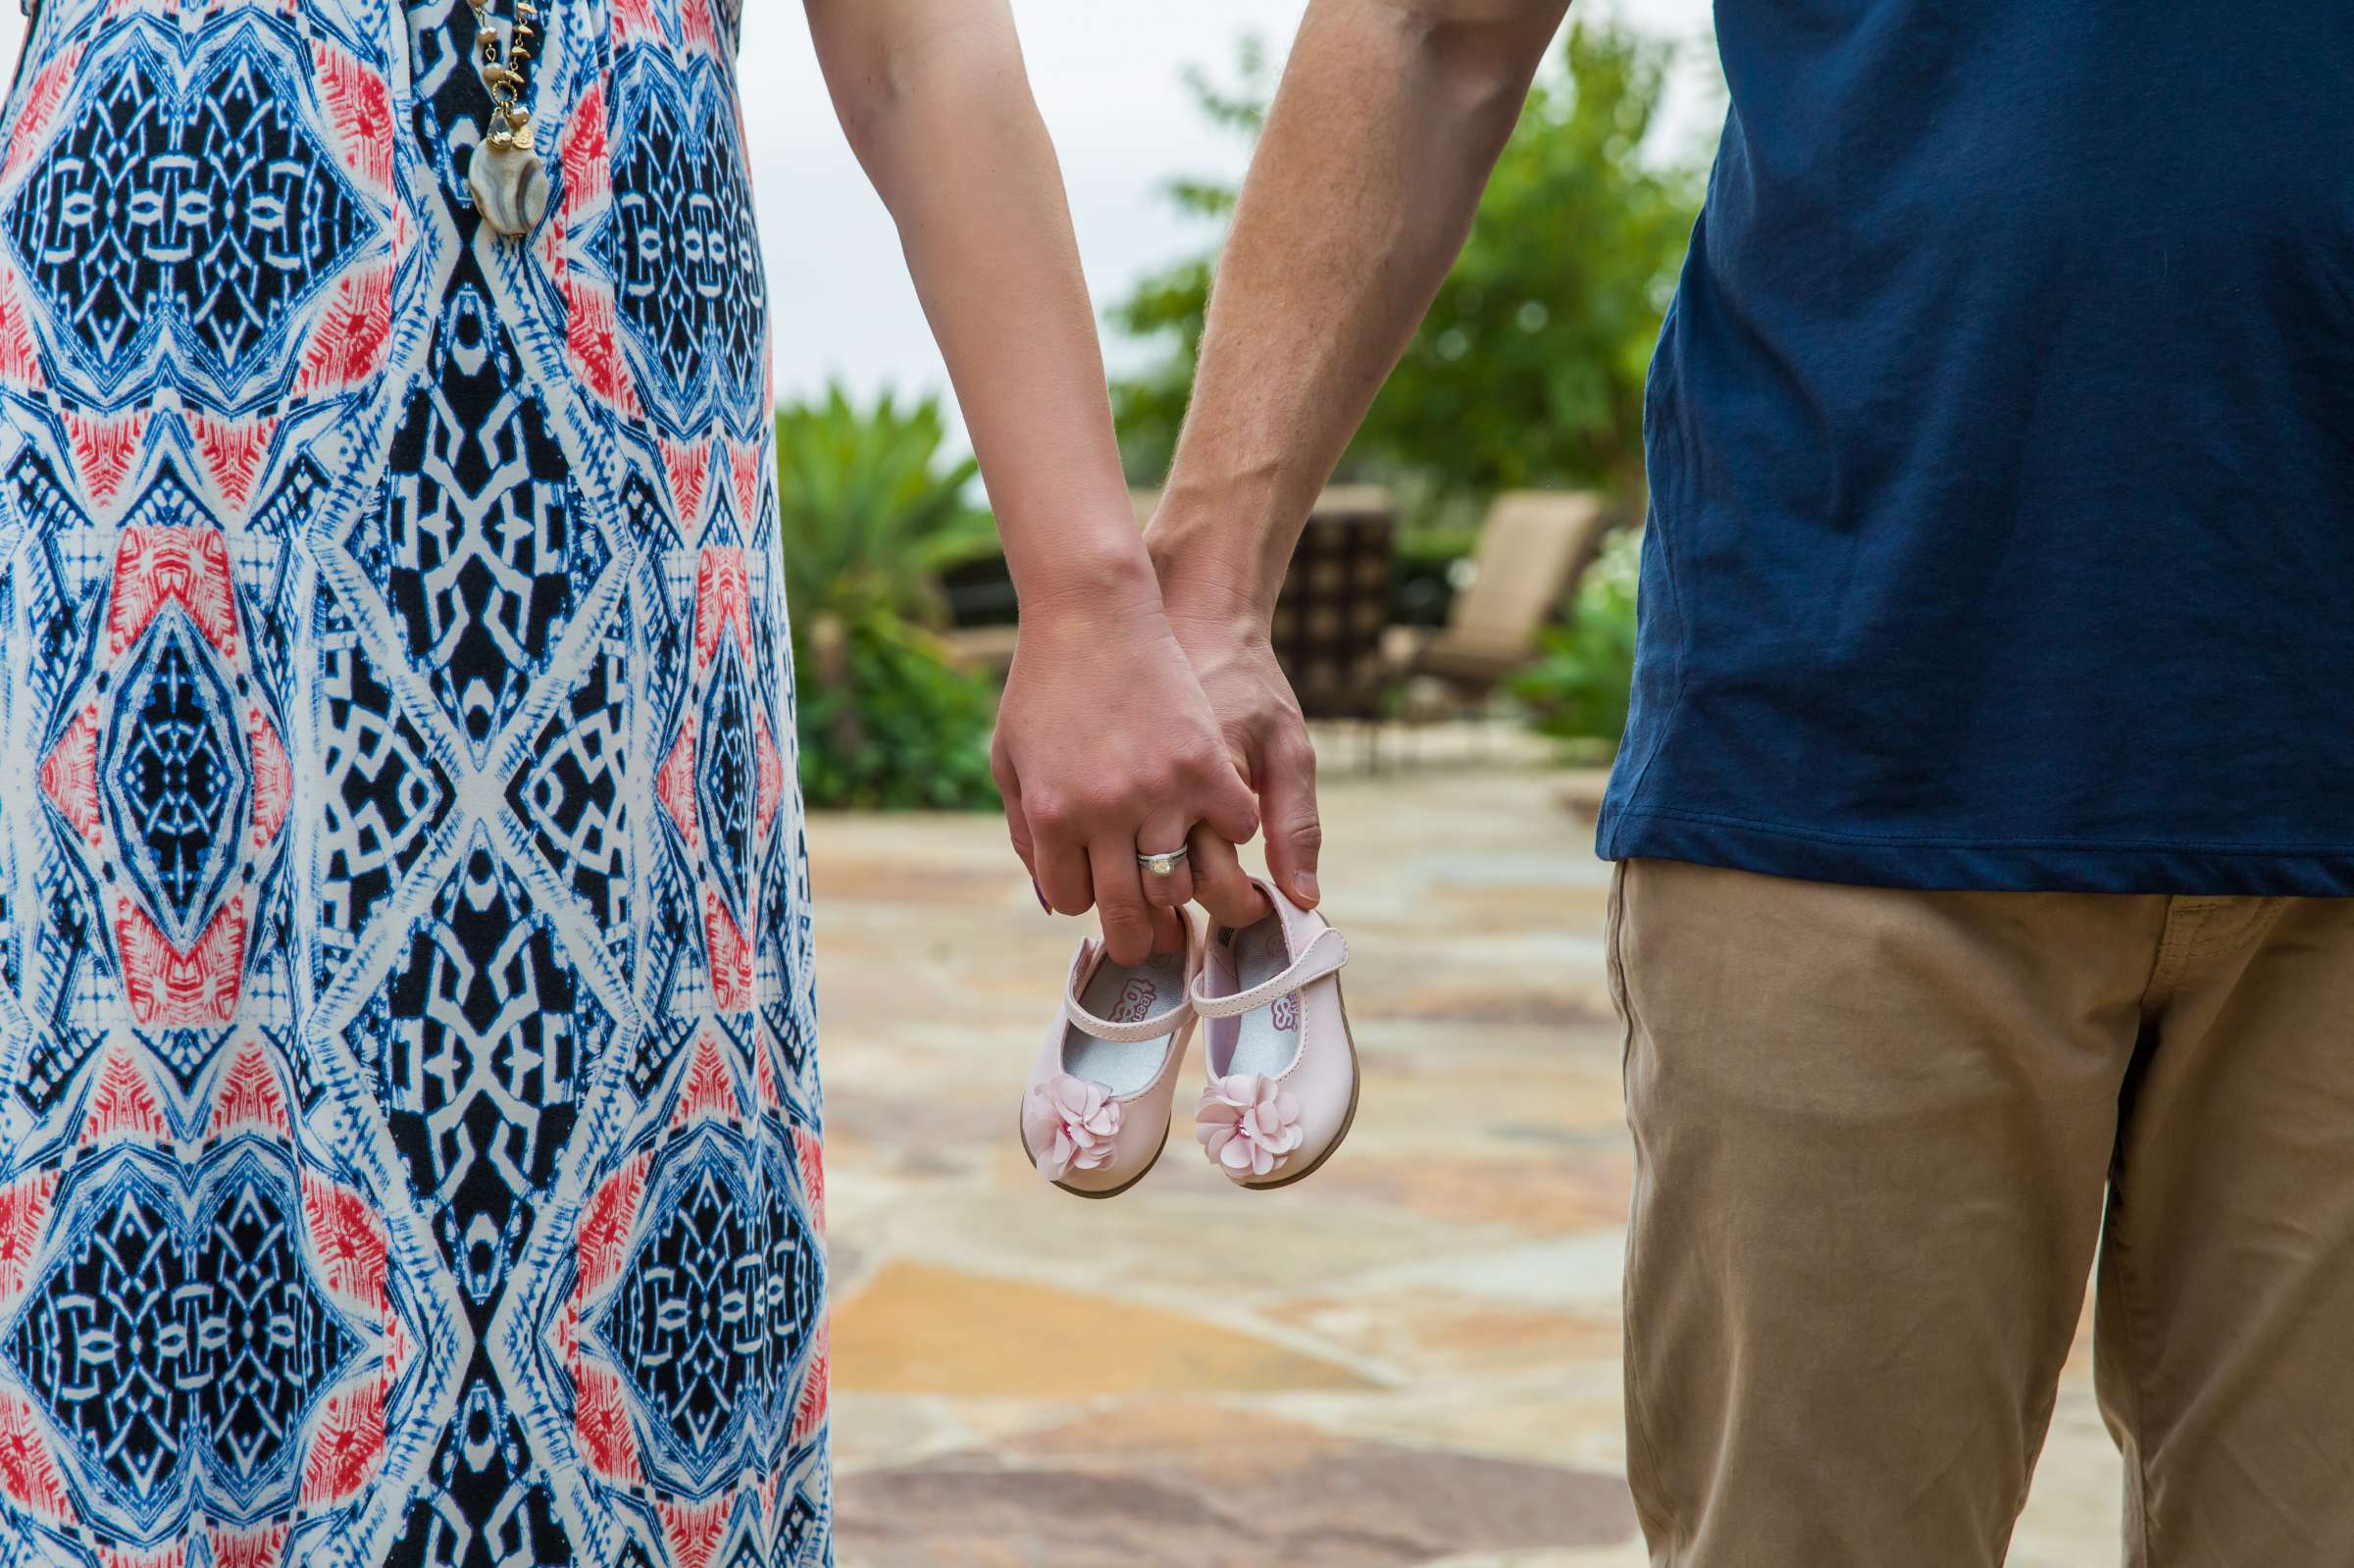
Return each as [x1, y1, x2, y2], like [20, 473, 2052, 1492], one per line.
[0, 0, 827, 1563]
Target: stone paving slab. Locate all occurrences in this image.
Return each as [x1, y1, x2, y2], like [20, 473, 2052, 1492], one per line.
[810, 739, 2126, 1565]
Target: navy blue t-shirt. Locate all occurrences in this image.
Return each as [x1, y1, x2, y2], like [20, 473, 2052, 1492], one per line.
[1597, 1, 2354, 894]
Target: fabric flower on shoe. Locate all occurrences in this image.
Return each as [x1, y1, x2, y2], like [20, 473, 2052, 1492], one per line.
[1024, 1074, 1123, 1181]
[1195, 1073, 1305, 1179]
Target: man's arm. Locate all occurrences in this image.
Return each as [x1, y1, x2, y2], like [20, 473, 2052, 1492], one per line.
[807, 0, 1259, 962]
[1149, 0, 1571, 918]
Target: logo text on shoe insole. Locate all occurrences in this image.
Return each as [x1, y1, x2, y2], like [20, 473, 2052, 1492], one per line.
[1115, 979, 1158, 1022]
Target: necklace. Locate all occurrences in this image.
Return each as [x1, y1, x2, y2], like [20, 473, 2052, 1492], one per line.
[466, 0, 549, 236]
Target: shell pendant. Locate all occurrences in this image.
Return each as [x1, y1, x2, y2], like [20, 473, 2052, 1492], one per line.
[470, 134, 548, 238]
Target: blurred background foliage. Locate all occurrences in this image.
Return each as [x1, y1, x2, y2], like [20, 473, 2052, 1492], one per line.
[775, 386, 998, 626]
[777, 386, 1002, 810]
[1109, 20, 1705, 504]
[793, 606, 1000, 811]
[1510, 526, 1644, 756]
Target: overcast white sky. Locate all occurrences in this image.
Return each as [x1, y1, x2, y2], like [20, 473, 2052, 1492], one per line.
[0, 1, 1719, 418]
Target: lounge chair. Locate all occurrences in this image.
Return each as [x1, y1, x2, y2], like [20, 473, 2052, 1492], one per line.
[1382, 490, 1610, 713]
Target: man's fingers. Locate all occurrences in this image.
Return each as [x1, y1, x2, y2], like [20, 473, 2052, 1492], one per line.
[1089, 836, 1155, 966]
[1137, 813, 1197, 908]
[1186, 826, 1273, 929]
[1199, 757, 1261, 847]
[1257, 733, 1323, 909]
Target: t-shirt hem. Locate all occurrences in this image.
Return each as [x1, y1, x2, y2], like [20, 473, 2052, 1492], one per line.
[1597, 807, 2354, 897]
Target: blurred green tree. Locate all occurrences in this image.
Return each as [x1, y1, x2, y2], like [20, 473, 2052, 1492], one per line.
[1108, 20, 1710, 504]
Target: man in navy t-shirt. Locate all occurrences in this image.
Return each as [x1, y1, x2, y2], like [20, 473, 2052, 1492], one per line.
[1139, 0, 2354, 1559]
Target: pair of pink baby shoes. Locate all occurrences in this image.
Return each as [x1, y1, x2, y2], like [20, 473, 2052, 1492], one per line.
[1019, 878, 1357, 1198]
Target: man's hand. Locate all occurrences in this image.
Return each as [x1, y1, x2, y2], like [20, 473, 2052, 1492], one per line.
[1153, 572, 1322, 928]
[992, 573, 1262, 966]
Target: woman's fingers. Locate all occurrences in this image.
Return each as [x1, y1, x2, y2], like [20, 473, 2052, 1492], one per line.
[992, 752, 1041, 888]
[1186, 825, 1274, 930]
[1089, 835, 1155, 966]
[1136, 813, 1197, 908]
[1030, 803, 1093, 915]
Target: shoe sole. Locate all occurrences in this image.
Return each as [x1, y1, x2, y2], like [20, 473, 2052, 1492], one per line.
[1238, 977, 1360, 1192]
[1020, 1111, 1172, 1200]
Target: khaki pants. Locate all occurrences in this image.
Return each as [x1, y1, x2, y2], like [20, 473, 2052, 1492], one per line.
[1609, 858, 2354, 1566]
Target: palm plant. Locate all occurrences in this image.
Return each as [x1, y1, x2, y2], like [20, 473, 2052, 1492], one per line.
[774, 384, 996, 627]
[774, 383, 1002, 811]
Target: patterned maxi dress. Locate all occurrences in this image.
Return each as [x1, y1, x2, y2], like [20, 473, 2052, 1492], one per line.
[0, 0, 831, 1562]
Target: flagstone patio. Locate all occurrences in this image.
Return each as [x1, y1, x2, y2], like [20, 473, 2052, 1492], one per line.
[811, 734, 2126, 1566]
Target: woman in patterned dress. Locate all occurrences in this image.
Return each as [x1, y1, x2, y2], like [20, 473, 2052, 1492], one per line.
[0, 0, 1252, 1561]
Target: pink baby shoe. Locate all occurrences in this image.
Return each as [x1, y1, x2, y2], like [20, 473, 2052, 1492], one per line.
[1191, 882, 1356, 1189]
[1020, 909, 1206, 1198]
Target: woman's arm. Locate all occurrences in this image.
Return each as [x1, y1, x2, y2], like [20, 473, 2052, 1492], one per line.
[804, 0, 1258, 960]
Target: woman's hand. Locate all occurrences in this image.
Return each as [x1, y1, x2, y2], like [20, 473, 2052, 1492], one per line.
[993, 566, 1262, 966]
[808, 0, 1260, 961]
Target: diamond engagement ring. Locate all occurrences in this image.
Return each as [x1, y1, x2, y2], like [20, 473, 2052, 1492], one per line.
[1138, 846, 1190, 878]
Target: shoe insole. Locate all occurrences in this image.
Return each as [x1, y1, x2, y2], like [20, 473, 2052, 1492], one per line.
[1065, 950, 1185, 1095]
[1223, 917, 1302, 1080]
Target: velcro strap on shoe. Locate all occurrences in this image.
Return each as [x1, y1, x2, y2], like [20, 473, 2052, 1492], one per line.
[1060, 944, 1193, 1042]
[1061, 992, 1191, 1043]
[1190, 927, 1348, 1019]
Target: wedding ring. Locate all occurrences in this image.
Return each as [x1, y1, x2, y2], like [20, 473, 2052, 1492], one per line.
[1137, 845, 1190, 878]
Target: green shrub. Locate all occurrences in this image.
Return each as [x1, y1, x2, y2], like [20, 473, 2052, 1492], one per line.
[776, 384, 998, 627]
[776, 384, 1004, 811]
[793, 609, 999, 812]
[1510, 526, 1642, 757]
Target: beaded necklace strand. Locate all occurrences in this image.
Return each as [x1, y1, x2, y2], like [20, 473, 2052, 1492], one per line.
[465, 0, 549, 235]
